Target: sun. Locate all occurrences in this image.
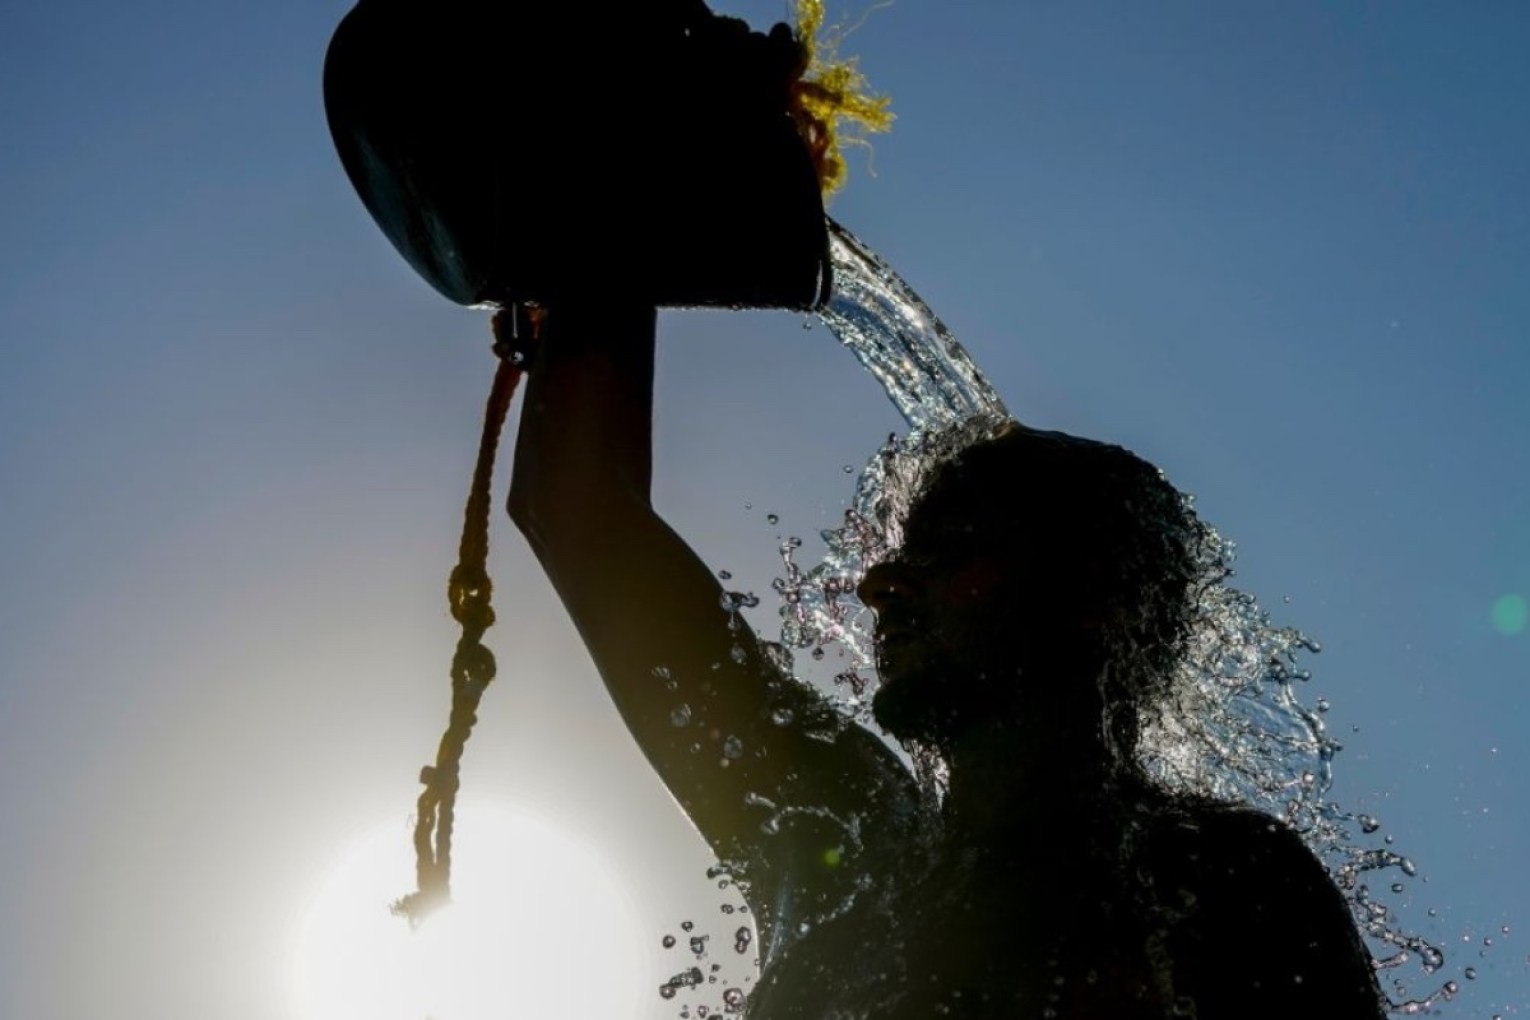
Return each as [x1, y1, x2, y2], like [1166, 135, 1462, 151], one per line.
[290, 800, 648, 1020]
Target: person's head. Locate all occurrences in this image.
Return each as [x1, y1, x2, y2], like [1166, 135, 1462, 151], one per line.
[859, 423, 1202, 765]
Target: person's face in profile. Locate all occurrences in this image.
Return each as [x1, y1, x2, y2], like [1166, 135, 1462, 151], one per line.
[860, 500, 1014, 691]
[861, 480, 1053, 742]
[860, 445, 1126, 745]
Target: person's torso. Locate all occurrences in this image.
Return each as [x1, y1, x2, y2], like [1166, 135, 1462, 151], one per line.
[746, 826, 1175, 1019]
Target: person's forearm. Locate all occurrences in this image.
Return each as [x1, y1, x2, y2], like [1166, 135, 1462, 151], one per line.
[508, 303, 658, 544]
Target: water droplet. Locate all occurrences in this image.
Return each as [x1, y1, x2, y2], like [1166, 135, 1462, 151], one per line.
[719, 590, 761, 612]
[721, 903, 736, 914]
[760, 640, 793, 672]
[681, 920, 694, 931]
[723, 987, 746, 1012]
[842, 464, 854, 474]
[659, 986, 676, 1000]
[770, 707, 795, 726]
[834, 669, 867, 695]
[1359, 814, 1381, 834]
[729, 645, 747, 664]
[1464, 967, 1477, 980]
[766, 513, 779, 526]
[662, 934, 676, 948]
[1391, 883, 1405, 894]
[734, 926, 753, 953]
[652, 665, 671, 681]
[722, 735, 744, 759]
[671, 704, 692, 727]
[1316, 698, 1331, 712]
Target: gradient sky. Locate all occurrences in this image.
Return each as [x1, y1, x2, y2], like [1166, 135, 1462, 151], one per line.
[2, 1, 1527, 1017]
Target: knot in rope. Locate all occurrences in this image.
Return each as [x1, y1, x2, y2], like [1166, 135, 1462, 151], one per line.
[452, 641, 497, 690]
[418, 763, 460, 796]
[448, 562, 496, 630]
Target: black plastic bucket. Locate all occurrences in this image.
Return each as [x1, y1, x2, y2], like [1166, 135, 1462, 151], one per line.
[324, 0, 832, 310]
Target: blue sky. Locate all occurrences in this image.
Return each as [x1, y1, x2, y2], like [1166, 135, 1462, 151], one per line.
[1, 1, 1527, 1017]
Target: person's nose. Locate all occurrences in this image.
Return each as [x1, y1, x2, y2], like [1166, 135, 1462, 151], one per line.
[857, 558, 918, 612]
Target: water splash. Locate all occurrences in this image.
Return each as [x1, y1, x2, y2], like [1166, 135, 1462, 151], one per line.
[768, 221, 1012, 710]
[665, 222, 1459, 1015]
[820, 219, 1007, 429]
[659, 876, 759, 1016]
[781, 219, 1447, 1010]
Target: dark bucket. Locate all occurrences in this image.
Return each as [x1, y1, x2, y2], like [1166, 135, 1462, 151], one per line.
[323, 0, 832, 310]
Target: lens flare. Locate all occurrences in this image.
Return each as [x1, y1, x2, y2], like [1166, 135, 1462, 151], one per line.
[1490, 594, 1527, 635]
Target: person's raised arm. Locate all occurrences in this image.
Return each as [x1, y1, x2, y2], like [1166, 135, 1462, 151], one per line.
[507, 304, 917, 933]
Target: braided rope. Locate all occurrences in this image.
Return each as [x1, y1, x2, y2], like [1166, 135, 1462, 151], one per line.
[392, 306, 535, 925]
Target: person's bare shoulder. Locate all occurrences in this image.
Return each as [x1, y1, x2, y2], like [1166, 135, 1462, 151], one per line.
[1145, 799, 1386, 1018]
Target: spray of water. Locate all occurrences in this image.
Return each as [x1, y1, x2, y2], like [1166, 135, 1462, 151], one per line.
[663, 221, 1458, 1015]
[774, 218, 1450, 1012]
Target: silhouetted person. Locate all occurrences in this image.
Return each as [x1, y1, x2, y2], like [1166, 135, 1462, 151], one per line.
[507, 306, 1386, 1018]
[323, 0, 1388, 1013]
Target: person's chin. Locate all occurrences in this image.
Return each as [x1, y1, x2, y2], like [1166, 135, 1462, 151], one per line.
[871, 666, 945, 743]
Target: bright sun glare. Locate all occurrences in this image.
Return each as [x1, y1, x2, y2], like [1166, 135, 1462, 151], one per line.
[291, 801, 648, 1019]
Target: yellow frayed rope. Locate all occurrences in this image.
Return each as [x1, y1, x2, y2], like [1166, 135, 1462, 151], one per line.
[788, 0, 895, 196]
